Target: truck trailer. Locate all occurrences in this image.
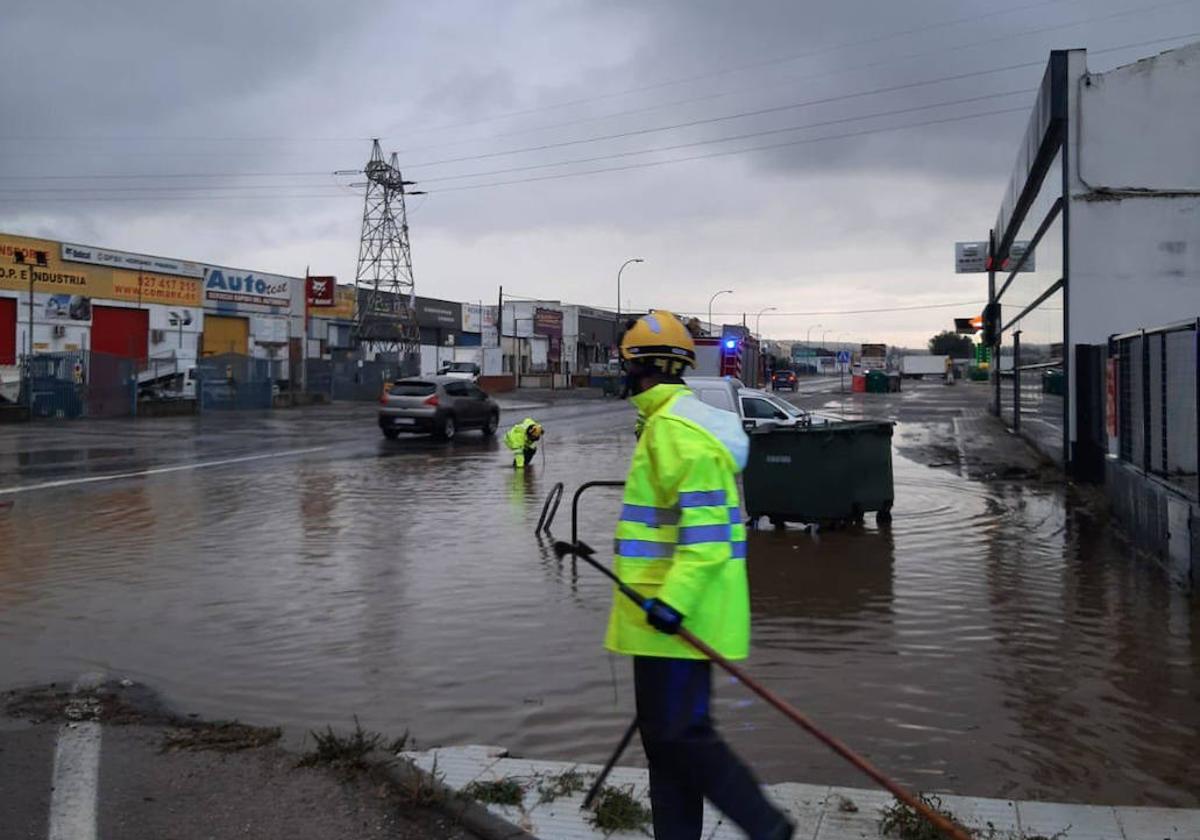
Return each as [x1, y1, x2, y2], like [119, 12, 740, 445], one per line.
[900, 355, 950, 378]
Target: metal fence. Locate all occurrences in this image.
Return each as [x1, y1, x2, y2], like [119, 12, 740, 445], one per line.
[196, 353, 274, 411]
[1110, 319, 1199, 498]
[23, 350, 136, 419]
[306, 357, 401, 402]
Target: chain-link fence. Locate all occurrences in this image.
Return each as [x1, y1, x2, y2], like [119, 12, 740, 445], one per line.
[1111, 320, 1199, 498]
[305, 357, 401, 402]
[196, 353, 274, 411]
[21, 350, 136, 419]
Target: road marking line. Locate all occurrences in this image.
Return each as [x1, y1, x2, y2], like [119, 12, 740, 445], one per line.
[48, 722, 101, 840]
[48, 673, 106, 840]
[0, 446, 329, 495]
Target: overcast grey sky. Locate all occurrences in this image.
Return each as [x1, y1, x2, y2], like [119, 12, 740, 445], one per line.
[2, 0, 1197, 346]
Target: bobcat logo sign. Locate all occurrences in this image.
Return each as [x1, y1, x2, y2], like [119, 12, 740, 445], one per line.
[306, 275, 336, 307]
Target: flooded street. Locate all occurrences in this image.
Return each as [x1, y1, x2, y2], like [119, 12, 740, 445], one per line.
[2, 384, 1198, 808]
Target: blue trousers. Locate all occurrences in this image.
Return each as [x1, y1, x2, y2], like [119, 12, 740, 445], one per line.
[633, 657, 792, 840]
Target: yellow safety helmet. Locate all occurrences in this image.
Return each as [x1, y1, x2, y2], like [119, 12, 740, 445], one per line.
[619, 310, 695, 376]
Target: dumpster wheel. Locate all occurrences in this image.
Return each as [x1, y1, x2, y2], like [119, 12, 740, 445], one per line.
[876, 503, 894, 527]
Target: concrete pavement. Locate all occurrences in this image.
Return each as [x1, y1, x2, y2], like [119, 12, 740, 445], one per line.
[1, 680, 479, 840]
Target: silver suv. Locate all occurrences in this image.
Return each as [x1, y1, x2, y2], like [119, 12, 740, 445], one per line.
[378, 375, 499, 440]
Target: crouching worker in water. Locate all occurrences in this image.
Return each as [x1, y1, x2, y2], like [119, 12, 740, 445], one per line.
[505, 417, 544, 468]
[607, 311, 794, 840]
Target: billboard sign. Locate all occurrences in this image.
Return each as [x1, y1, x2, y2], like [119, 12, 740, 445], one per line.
[2, 233, 201, 306]
[61, 243, 204, 279]
[306, 275, 336, 307]
[534, 307, 564, 363]
[956, 240, 1036, 274]
[414, 297, 461, 328]
[204, 267, 291, 308]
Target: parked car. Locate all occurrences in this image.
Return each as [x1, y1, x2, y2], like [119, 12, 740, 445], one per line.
[439, 361, 481, 380]
[685, 376, 819, 431]
[770, 369, 798, 391]
[738, 388, 819, 430]
[378, 375, 499, 440]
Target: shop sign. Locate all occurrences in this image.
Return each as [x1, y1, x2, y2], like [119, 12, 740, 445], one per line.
[533, 307, 563, 337]
[61, 243, 204, 279]
[534, 307, 564, 362]
[462, 303, 498, 332]
[309, 285, 356, 321]
[1, 233, 201, 306]
[307, 275, 336, 307]
[204, 267, 291, 308]
[414, 297, 460, 327]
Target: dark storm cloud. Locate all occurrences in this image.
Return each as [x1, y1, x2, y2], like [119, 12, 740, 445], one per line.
[1, 1, 1197, 344]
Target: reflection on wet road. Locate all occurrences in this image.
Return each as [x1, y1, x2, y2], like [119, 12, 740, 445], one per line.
[1, 391, 1197, 806]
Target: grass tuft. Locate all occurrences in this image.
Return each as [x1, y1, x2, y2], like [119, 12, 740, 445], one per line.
[461, 777, 524, 806]
[587, 784, 653, 833]
[297, 716, 382, 772]
[536, 768, 589, 804]
[880, 796, 1070, 840]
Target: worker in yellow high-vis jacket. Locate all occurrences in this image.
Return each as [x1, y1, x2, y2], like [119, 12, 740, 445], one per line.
[504, 417, 543, 468]
[606, 311, 793, 840]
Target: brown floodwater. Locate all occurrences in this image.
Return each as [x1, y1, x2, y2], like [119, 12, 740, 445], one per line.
[0, 399, 1197, 806]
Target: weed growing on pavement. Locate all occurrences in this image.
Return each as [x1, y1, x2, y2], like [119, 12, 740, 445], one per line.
[396, 755, 444, 807]
[587, 785, 652, 833]
[162, 721, 282, 753]
[535, 768, 589, 804]
[461, 777, 525, 806]
[880, 796, 1069, 840]
[297, 716, 383, 772]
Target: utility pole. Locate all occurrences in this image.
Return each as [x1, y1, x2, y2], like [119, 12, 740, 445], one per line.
[348, 139, 424, 373]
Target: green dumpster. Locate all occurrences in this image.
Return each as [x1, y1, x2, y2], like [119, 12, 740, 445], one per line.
[866, 370, 890, 393]
[744, 421, 894, 526]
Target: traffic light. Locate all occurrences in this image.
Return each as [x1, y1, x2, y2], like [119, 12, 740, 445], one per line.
[981, 302, 1001, 346]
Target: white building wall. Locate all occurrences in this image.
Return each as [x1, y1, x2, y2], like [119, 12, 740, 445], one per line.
[1066, 41, 1200, 445]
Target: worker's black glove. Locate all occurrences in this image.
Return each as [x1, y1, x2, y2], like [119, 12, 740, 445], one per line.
[643, 598, 683, 634]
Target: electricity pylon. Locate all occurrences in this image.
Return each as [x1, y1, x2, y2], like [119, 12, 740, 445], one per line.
[352, 139, 423, 362]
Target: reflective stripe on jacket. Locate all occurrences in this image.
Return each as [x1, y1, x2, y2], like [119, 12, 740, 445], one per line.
[604, 383, 751, 660]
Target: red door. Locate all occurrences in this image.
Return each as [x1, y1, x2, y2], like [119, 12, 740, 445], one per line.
[0, 297, 15, 364]
[92, 306, 149, 363]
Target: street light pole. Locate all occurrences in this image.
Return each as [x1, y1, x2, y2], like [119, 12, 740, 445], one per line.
[755, 306, 777, 338]
[615, 258, 643, 346]
[708, 289, 734, 336]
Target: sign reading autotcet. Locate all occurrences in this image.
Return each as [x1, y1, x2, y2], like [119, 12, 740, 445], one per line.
[62, 243, 204, 278]
[204, 267, 291, 308]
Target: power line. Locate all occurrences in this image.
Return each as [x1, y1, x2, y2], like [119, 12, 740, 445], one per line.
[389, 0, 1192, 157]
[399, 21, 1199, 172]
[382, 0, 1079, 139]
[415, 89, 1035, 185]
[5, 30, 1193, 204]
[0, 89, 1035, 196]
[399, 59, 1049, 170]
[426, 105, 1033, 194]
[685, 301, 985, 317]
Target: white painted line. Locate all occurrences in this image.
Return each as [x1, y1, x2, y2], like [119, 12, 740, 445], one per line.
[0, 446, 329, 495]
[48, 721, 101, 840]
